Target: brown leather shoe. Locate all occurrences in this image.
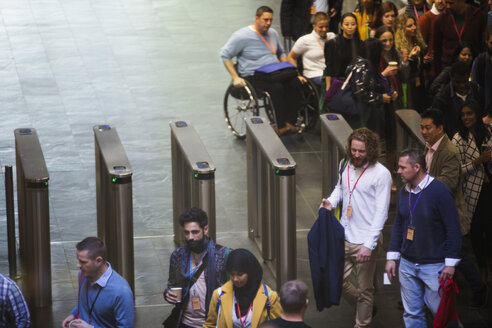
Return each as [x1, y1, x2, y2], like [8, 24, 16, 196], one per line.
[285, 122, 298, 133]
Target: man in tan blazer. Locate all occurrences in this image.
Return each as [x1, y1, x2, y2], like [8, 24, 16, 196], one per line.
[421, 108, 488, 308]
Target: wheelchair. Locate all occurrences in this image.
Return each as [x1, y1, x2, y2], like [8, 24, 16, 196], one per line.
[223, 77, 320, 139]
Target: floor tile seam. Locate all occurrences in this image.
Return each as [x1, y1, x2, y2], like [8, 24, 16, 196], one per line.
[135, 303, 169, 308]
[101, 0, 164, 109]
[25, 0, 89, 170]
[23, 0, 69, 105]
[2, 11, 33, 129]
[288, 150, 322, 155]
[50, 230, 253, 245]
[301, 133, 320, 153]
[58, 0, 114, 125]
[295, 183, 318, 221]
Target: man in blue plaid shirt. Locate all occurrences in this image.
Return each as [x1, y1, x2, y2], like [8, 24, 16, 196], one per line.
[0, 273, 30, 327]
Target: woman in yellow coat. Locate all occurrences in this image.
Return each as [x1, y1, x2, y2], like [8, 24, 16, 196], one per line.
[203, 249, 282, 328]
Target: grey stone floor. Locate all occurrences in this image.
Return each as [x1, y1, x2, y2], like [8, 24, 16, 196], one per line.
[0, 0, 491, 327]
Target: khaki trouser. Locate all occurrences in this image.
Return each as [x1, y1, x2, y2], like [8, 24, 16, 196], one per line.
[343, 241, 377, 328]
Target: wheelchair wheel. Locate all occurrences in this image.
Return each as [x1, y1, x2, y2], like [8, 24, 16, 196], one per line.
[260, 91, 276, 125]
[224, 82, 259, 139]
[297, 78, 320, 132]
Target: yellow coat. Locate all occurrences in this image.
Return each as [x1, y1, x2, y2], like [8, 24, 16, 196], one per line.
[353, 10, 377, 41]
[203, 281, 282, 328]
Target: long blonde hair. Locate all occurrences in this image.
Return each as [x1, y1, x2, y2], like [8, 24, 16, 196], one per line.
[394, 14, 426, 53]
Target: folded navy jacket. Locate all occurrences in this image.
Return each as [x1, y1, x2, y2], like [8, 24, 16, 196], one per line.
[307, 208, 345, 311]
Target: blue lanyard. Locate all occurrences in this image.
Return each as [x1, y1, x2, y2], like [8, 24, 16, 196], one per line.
[189, 251, 206, 281]
[408, 174, 430, 224]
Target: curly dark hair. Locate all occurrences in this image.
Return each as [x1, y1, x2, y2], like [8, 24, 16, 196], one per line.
[178, 207, 208, 228]
[345, 128, 380, 165]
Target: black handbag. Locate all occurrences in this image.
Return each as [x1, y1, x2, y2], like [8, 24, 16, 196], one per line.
[323, 68, 360, 118]
[162, 257, 208, 328]
[162, 302, 183, 328]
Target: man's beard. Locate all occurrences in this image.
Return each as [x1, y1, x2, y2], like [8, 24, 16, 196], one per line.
[187, 237, 207, 253]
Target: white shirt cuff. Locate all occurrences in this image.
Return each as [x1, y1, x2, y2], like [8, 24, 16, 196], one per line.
[326, 197, 338, 209]
[445, 258, 461, 266]
[363, 241, 376, 250]
[386, 252, 401, 260]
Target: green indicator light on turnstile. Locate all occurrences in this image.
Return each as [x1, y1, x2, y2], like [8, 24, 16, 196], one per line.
[276, 169, 280, 174]
[112, 178, 117, 183]
[194, 174, 198, 178]
[44, 181, 48, 186]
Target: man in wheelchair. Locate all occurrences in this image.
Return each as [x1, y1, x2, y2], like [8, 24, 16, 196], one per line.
[220, 5, 304, 136]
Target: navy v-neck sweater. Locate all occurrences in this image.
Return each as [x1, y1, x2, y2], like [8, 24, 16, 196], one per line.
[388, 179, 462, 264]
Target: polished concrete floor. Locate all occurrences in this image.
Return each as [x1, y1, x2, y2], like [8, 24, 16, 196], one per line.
[0, 0, 491, 327]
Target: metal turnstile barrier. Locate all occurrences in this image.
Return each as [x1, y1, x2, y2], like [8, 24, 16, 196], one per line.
[14, 128, 51, 308]
[395, 109, 425, 151]
[94, 125, 134, 293]
[320, 114, 353, 198]
[246, 117, 296, 289]
[170, 120, 216, 245]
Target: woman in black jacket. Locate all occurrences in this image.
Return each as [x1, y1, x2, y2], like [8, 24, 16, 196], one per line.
[348, 38, 398, 129]
[324, 13, 362, 91]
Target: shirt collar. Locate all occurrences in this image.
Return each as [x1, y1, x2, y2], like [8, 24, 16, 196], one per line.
[426, 134, 445, 152]
[349, 161, 369, 170]
[405, 174, 434, 193]
[92, 262, 112, 287]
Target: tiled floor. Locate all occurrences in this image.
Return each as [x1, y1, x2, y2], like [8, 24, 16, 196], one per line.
[0, 0, 491, 327]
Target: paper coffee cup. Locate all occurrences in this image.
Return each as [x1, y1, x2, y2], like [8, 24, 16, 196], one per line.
[171, 287, 182, 302]
[388, 61, 398, 67]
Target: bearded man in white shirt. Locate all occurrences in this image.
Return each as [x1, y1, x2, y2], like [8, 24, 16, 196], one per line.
[320, 128, 392, 328]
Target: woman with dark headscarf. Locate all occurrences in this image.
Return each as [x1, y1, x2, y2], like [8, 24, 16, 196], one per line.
[204, 249, 282, 328]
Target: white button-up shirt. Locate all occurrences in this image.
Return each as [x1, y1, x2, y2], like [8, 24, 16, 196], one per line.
[328, 161, 392, 250]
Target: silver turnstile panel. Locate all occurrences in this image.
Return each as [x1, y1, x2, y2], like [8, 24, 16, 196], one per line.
[170, 120, 216, 245]
[14, 128, 51, 308]
[94, 125, 134, 294]
[246, 117, 296, 289]
[320, 114, 353, 198]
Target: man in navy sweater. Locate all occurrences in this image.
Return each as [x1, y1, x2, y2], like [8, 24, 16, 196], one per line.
[385, 149, 462, 327]
[61, 237, 134, 328]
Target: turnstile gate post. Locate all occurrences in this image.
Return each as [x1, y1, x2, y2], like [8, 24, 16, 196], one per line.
[94, 125, 134, 294]
[14, 128, 52, 308]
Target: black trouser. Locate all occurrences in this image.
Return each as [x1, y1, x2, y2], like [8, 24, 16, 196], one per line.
[245, 75, 301, 128]
[470, 182, 492, 270]
[457, 234, 486, 294]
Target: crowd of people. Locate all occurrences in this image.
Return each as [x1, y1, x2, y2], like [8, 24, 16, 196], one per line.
[2, 2, 492, 328]
[218, 2, 492, 327]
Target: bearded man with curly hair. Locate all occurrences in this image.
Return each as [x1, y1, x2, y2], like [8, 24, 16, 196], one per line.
[320, 127, 392, 328]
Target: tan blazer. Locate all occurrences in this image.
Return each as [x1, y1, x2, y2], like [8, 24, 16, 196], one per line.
[204, 280, 282, 328]
[425, 134, 471, 235]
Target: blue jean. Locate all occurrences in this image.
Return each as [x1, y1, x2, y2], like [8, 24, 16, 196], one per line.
[399, 258, 444, 328]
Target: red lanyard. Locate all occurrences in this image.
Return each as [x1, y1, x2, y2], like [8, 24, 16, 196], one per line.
[75, 274, 83, 319]
[450, 9, 467, 41]
[413, 5, 426, 20]
[347, 165, 369, 203]
[236, 302, 252, 327]
[253, 26, 276, 56]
